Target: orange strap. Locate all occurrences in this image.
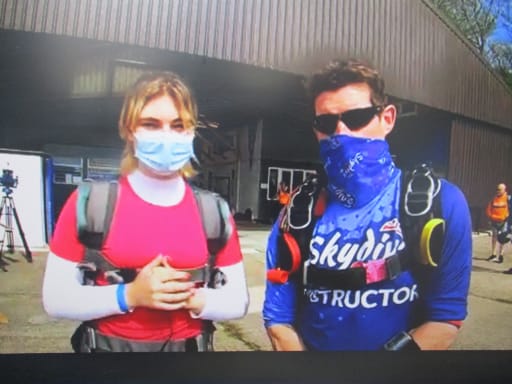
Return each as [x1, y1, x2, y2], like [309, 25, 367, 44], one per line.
[268, 186, 327, 285]
[266, 232, 302, 284]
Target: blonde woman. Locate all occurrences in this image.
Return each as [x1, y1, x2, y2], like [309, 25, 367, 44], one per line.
[43, 72, 249, 352]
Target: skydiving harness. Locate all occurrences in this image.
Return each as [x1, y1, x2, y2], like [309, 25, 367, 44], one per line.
[267, 164, 444, 290]
[71, 180, 232, 352]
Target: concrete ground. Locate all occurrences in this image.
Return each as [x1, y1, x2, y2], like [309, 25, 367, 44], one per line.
[0, 223, 273, 353]
[1, 224, 512, 352]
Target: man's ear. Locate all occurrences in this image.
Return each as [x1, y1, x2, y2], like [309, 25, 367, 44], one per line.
[381, 104, 397, 136]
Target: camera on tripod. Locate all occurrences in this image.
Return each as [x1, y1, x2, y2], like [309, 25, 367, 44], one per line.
[0, 166, 31, 267]
[0, 169, 18, 196]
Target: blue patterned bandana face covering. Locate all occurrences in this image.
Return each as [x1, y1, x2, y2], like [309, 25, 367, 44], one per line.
[134, 129, 195, 174]
[319, 134, 397, 208]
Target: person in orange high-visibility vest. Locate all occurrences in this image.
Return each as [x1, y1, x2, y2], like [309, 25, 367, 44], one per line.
[486, 183, 510, 263]
[277, 182, 291, 206]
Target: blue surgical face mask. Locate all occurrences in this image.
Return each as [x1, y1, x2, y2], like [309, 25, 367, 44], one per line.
[319, 134, 397, 208]
[134, 129, 196, 174]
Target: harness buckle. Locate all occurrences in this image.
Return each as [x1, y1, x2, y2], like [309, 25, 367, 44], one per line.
[267, 268, 290, 284]
[350, 256, 402, 284]
[302, 259, 310, 286]
[209, 267, 227, 288]
[404, 165, 440, 217]
[385, 255, 401, 280]
[86, 326, 97, 350]
[287, 177, 319, 230]
[104, 270, 125, 284]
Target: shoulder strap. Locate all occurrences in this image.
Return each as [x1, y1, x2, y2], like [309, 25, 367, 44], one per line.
[191, 186, 232, 266]
[400, 164, 443, 267]
[76, 180, 119, 274]
[267, 175, 326, 284]
[77, 180, 118, 249]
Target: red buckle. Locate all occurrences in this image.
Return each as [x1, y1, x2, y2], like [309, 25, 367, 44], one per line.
[351, 259, 388, 284]
[267, 268, 290, 284]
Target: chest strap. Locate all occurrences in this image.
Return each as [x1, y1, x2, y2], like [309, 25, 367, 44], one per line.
[80, 261, 211, 286]
[302, 252, 409, 290]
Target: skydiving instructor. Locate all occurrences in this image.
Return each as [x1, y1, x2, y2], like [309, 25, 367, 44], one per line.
[263, 59, 472, 351]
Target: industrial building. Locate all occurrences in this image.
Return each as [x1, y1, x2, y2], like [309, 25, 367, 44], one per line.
[0, 0, 511, 236]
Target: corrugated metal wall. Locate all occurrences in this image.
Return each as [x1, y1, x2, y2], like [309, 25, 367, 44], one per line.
[0, 0, 511, 129]
[449, 119, 512, 229]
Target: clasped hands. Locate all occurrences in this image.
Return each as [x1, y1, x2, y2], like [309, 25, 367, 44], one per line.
[125, 255, 206, 314]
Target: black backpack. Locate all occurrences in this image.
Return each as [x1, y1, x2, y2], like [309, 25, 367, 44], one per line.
[75, 180, 232, 287]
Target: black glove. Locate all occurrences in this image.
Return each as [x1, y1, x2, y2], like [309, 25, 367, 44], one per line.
[383, 331, 421, 351]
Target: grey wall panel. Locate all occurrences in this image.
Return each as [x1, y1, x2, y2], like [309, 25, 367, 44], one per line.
[0, 0, 511, 128]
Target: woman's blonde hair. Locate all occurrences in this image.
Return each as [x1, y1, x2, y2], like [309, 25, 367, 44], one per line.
[118, 71, 198, 177]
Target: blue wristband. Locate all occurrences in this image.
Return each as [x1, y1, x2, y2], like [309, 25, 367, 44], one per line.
[116, 283, 130, 313]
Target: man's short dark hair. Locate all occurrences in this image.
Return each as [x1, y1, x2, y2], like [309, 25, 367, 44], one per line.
[306, 59, 387, 106]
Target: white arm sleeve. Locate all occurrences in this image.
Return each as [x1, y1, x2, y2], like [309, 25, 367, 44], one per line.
[192, 261, 249, 321]
[42, 252, 126, 321]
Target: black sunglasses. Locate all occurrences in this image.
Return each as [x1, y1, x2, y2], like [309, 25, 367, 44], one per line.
[313, 105, 385, 135]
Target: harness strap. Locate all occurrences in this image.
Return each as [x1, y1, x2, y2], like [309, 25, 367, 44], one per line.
[267, 175, 325, 284]
[77, 181, 118, 250]
[77, 181, 124, 284]
[191, 186, 231, 288]
[303, 252, 408, 290]
[72, 180, 231, 352]
[269, 164, 445, 289]
[76, 181, 230, 287]
[74, 324, 213, 352]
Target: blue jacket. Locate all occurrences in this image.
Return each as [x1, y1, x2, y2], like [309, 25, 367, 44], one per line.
[263, 171, 472, 350]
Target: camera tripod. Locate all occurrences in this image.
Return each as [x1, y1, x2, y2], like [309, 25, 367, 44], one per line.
[0, 192, 32, 268]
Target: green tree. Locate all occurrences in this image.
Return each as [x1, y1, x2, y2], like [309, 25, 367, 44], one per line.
[429, 0, 512, 89]
[490, 43, 512, 87]
[430, 0, 498, 55]
[489, 1, 512, 87]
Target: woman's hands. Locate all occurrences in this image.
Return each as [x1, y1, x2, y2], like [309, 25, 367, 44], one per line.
[125, 255, 205, 312]
[183, 287, 206, 316]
